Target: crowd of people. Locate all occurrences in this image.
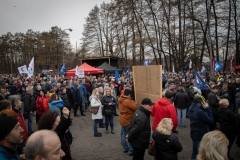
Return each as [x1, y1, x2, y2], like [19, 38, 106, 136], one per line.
[0, 69, 239, 160]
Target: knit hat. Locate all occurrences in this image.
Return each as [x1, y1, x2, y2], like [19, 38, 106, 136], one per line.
[0, 114, 18, 140]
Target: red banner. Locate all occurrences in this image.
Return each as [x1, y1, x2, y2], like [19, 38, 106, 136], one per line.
[230, 56, 233, 72]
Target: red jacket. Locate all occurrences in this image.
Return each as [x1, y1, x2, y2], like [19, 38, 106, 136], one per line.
[151, 98, 178, 131]
[36, 95, 44, 115]
[43, 97, 49, 111]
[13, 109, 28, 141]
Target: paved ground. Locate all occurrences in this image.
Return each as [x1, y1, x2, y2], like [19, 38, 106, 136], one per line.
[33, 111, 240, 160]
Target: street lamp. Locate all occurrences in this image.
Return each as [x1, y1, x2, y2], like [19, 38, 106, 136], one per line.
[51, 27, 72, 64]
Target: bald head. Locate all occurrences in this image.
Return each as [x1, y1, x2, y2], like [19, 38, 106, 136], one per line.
[25, 130, 65, 160]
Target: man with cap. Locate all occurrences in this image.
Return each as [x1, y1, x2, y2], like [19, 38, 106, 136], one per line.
[0, 113, 24, 159]
[127, 98, 154, 160]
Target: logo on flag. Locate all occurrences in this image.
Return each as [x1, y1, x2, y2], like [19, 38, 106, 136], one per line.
[143, 59, 149, 66]
[27, 57, 34, 78]
[214, 61, 224, 72]
[201, 66, 206, 74]
[194, 70, 209, 90]
[189, 59, 192, 69]
[18, 65, 28, 74]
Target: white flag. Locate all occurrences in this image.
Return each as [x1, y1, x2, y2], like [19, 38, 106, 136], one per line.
[75, 65, 84, 78]
[18, 65, 28, 74]
[172, 65, 175, 73]
[27, 57, 34, 78]
[189, 59, 192, 69]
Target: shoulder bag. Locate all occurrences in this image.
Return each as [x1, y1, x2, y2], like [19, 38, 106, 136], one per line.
[88, 97, 100, 114]
[148, 132, 157, 156]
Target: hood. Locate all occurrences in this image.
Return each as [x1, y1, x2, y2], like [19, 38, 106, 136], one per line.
[118, 96, 129, 104]
[157, 98, 172, 106]
[188, 102, 200, 117]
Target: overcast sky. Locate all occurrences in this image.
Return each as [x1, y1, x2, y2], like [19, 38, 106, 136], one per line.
[0, 0, 111, 49]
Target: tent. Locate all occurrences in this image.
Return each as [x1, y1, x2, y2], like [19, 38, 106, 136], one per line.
[66, 63, 104, 77]
[98, 62, 118, 73]
[235, 65, 240, 71]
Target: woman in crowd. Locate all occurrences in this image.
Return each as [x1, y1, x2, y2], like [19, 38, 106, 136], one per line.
[43, 90, 49, 111]
[90, 88, 103, 137]
[218, 99, 236, 160]
[153, 118, 182, 160]
[197, 131, 229, 160]
[35, 90, 44, 123]
[38, 108, 72, 160]
[102, 88, 116, 134]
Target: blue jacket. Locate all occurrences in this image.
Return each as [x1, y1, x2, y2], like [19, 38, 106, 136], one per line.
[80, 83, 87, 96]
[187, 102, 214, 141]
[74, 88, 82, 105]
[0, 145, 20, 160]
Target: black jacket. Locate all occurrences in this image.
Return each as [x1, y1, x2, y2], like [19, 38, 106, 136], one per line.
[102, 95, 116, 114]
[218, 107, 236, 135]
[128, 106, 151, 149]
[55, 117, 72, 160]
[174, 91, 189, 109]
[208, 91, 219, 113]
[22, 93, 36, 113]
[59, 92, 70, 108]
[154, 131, 182, 160]
[235, 92, 240, 114]
[66, 88, 75, 105]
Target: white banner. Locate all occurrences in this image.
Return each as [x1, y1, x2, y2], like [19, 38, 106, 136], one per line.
[27, 57, 34, 78]
[75, 65, 84, 78]
[18, 65, 28, 74]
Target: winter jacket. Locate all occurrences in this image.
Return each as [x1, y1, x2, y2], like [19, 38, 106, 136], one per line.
[187, 102, 214, 141]
[48, 100, 64, 117]
[73, 88, 82, 105]
[218, 106, 236, 135]
[151, 98, 178, 131]
[66, 88, 75, 105]
[128, 106, 151, 149]
[12, 108, 28, 142]
[0, 145, 20, 160]
[59, 92, 70, 108]
[174, 91, 189, 109]
[228, 83, 236, 104]
[54, 116, 72, 160]
[236, 92, 240, 114]
[80, 83, 87, 96]
[208, 91, 219, 113]
[118, 96, 138, 127]
[22, 93, 36, 113]
[102, 95, 116, 115]
[36, 95, 44, 116]
[154, 131, 182, 160]
[90, 96, 103, 120]
[43, 97, 49, 111]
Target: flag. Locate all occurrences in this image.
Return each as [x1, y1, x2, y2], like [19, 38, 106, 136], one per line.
[194, 70, 210, 90]
[201, 66, 206, 74]
[189, 59, 192, 69]
[162, 73, 166, 81]
[58, 63, 66, 75]
[126, 67, 130, 78]
[27, 57, 34, 78]
[172, 65, 175, 73]
[18, 65, 28, 74]
[115, 69, 120, 80]
[214, 60, 224, 72]
[143, 59, 149, 66]
[75, 65, 84, 78]
[229, 56, 233, 72]
[180, 68, 184, 76]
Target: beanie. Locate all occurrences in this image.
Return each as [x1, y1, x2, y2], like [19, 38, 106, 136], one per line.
[0, 114, 18, 140]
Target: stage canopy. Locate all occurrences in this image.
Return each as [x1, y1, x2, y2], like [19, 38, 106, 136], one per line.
[98, 62, 118, 73]
[66, 63, 104, 77]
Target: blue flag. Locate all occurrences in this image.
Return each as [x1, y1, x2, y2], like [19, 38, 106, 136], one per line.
[162, 73, 166, 81]
[214, 61, 223, 72]
[201, 66, 206, 74]
[143, 59, 149, 66]
[115, 69, 120, 81]
[58, 63, 66, 75]
[126, 67, 130, 78]
[194, 70, 210, 90]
